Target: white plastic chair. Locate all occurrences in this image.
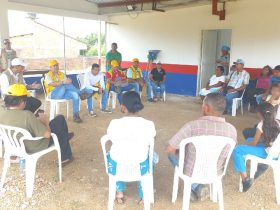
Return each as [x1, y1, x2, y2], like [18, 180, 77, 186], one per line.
[172, 136, 236, 210]
[101, 135, 154, 210]
[0, 124, 62, 198]
[41, 78, 70, 120]
[239, 134, 280, 204]
[232, 89, 246, 116]
[151, 87, 166, 101]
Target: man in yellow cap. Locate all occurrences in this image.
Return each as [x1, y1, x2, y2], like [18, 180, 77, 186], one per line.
[44, 60, 90, 123]
[105, 60, 134, 104]
[0, 58, 42, 113]
[0, 84, 74, 166]
[126, 58, 144, 94]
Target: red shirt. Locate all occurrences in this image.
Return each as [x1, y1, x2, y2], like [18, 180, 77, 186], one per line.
[106, 68, 126, 82]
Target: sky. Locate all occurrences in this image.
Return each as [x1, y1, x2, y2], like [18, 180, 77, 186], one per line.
[8, 10, 105, 38]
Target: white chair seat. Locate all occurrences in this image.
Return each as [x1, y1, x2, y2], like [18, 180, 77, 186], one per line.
[232, 89, 246, 116]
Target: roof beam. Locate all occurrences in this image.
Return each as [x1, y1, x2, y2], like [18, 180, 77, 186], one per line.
[97, 0, 167, 8]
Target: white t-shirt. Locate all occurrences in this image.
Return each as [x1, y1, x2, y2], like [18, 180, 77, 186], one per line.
[107, 116, 156, 163]
[209, 75, 225, 86]
[82, 71, 105, 91]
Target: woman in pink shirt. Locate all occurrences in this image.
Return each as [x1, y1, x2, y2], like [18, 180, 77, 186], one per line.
[247, 65, 272, 112]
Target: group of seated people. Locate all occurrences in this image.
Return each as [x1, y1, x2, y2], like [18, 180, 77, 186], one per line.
[1, 55, 279, 207]
[200, 58, 280, 116]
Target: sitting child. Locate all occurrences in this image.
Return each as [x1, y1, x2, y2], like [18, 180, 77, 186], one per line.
[265, 83, 280, 107]
[233, 102, 280, 192]
[105, 91, 158, 204]
[199, 66, 225, 100]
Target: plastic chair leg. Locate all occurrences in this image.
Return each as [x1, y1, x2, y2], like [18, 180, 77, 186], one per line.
[212, 183, 218, 202]
[56, 149, 62, 183]
[142, 178, 151, 210]
[66, 102, 69, 119]
[49, 102, 56, 120]
[108, 178, 116, 210]
[241, 100, 244, 116]
[163, 91, 166, 101]
[249, 159, 258, 179]
[112, 93, 117, 109]
[25, 158, 37, 198]
[0, 158, 10, 189]
[172, 167, 179, 203]
[217, 180, 224, 210]
[273, 167, 280, 204]
[239, 177, 243, 192]
[232, 100, 237, 116]
[0, 138, 2, 158]
[56, 103, 60, 115]
[149, 174, 154, 203]
[182, 181, 192, 210]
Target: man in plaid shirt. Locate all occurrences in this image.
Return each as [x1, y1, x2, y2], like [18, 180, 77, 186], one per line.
[166, 93, 237, 201]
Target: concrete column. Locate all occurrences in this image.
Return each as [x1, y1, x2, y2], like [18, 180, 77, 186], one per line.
[0, 0, 10, 47]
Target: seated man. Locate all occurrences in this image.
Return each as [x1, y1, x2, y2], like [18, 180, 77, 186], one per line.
[81, 63, 111, 116]
[105, 91, 157, 204]
[106, 60, 134, 105]
[220, 59, 250, 115]
[0, 58, 42, 113]
[149, 61, 166, 101]
[0, 84, 73, 166]
[44, 60, 90, 123]
[166, 93, 237, 201]
[199, 66, 225, 100]
[126, 58, 144, 94]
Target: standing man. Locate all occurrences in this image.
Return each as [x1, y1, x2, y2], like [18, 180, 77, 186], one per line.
[166, 93, 237, 201]
[81, 63, 112, 116]
[106, 43, 122, 71]
[150, 61, 166, 101]
[44, 60, 90, 123]
[220, 59, 250, 115]
[0, 58, 42, 113]
[126, 58, 144, 94]
[0, 39, 17, 73]
[216, 45, 230, 75]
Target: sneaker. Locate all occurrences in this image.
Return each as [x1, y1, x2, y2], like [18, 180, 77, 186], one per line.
[195, 184, 210, 201]
[73, 113, 82, 123]
[80, 92, 92, 100]
[147, 98, 155, 103]
[89, 111, 97, 117]
[242, 177, 253, 192]
[101, 109, 112, 113]
[254, 163, 269, 179]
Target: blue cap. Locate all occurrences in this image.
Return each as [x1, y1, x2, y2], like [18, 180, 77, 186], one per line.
[221, 45, 230, 52]
[233, 59, 245, 65]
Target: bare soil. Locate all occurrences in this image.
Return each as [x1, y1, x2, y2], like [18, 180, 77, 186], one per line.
[0, 95, 277, 210]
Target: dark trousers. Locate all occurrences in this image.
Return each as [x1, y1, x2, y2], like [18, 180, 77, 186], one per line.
[24, 97, 42, 113]
[247, 88, 265, 108]
[49, 115, 72, 161]
[243, 127, 257, 139]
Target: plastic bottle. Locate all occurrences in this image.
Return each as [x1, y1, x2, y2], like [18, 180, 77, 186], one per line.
[19, 158, 25, 174]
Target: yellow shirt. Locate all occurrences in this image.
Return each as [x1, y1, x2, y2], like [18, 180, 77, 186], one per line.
[44, 71, 65, 95]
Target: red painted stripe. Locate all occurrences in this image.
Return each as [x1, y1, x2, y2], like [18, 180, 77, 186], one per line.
[245, 68, 262, 79]
[121, 61, 198, 75]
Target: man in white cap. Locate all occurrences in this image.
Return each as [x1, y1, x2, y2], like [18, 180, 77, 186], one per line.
[0, 58, 42, 113]
[220, 59, 250, 115]
[0, 39, 17, 73]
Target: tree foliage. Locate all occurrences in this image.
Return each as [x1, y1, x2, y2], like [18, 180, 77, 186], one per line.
[77, 33, 106, 56]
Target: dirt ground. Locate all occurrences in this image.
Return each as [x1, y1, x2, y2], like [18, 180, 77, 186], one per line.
[0, 94, 278, 210]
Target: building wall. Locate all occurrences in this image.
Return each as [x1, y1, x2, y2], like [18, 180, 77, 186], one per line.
[108, 0, 280, 96]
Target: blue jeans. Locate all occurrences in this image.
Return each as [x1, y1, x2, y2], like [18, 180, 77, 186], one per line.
[224, 91, 240, 114]
[51, 84, 80, 114]
[233, 139, 267, 173]
[129, 82, 140, 94]
[107, 153, 152, 199]
[256, 94, 264, 104]
[145, 79, 153, 100]
[110, 84, 134, 104]
[167, 154, 199, 191]
[150, 81, 165, 97]
[82, 88, 109, 111]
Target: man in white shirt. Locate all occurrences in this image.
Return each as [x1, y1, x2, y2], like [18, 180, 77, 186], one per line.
[0, 58, 42, 113]
[81, 63, 111, 116]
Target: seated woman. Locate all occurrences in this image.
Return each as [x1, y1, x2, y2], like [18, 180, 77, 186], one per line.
[199, 66, 225, 100]
[105, 91, 157, 204]
[247, 65, 272, 112]
[233, 102, 280, 192]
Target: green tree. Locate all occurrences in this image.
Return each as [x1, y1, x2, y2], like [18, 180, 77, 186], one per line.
[77, 33, 106, 56]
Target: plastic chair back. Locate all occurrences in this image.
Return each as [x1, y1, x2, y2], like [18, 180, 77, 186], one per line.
[40, 77, 49, 99]
[266, 134, 280, 160]
[76, 74, 85, 90]
[178, 136, 236, 183]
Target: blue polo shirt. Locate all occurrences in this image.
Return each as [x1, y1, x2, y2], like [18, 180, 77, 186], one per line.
[270, 76, 280, 86]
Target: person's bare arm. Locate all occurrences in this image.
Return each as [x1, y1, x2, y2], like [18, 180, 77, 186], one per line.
[247, 129, 262, 146]
[228, 84, 247, 93]
[165, 144, 177, 155]
[209, 81, 224, 89]
[37, 113, 51, 139]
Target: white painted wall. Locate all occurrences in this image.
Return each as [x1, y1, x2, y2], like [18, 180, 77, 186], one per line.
[0, 0, 10, 45]
[108, 0, 280, 68]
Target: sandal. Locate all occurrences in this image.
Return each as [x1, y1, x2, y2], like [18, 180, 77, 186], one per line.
[115, 192, 125, 204]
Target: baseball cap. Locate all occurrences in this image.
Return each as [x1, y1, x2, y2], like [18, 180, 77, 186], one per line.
[221, 45, 230, 52]
[233, 59, 245, 65]
[6, 84, 30, 97]
[11, 58, 27, 67]
[111, 60, 119, 68]
[156, 61, 161, 64]
[132, 58, 139, 63]
[48, 59, 59, 67]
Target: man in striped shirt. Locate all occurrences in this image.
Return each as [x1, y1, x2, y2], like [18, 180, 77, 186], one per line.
[166, 93, 237, 201]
